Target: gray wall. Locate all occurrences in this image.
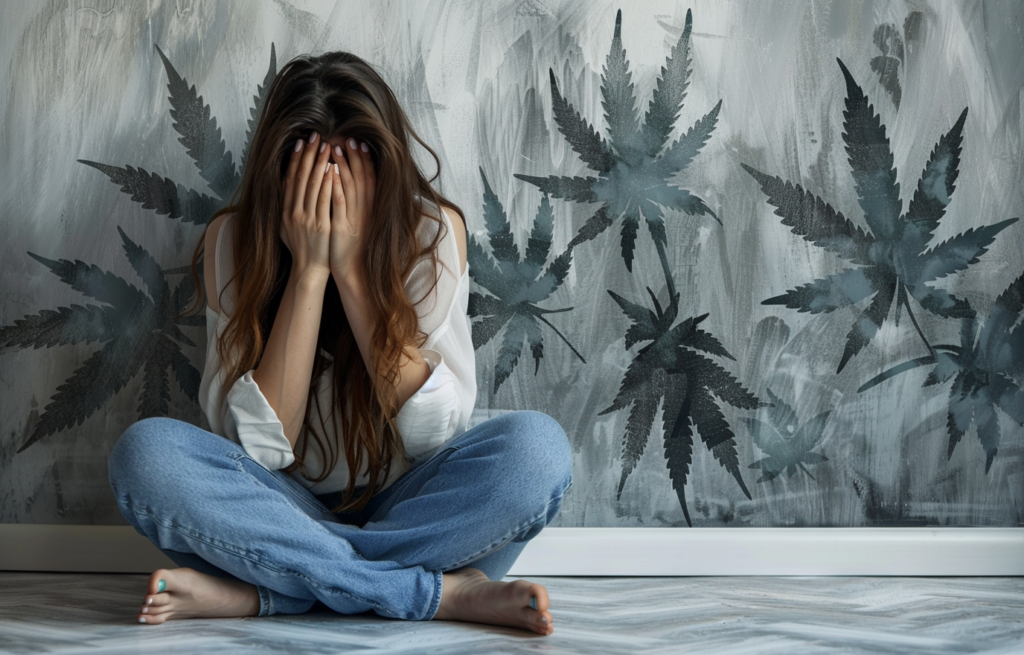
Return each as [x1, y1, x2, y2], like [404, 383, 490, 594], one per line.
[1, 0, 1022, 528]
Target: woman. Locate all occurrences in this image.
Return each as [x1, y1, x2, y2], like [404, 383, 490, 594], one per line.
[106, 50, 573, 636]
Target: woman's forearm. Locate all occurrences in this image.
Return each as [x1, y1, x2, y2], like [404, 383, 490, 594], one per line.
[335, 267, 431, 410]
[251, 267, 330, 449]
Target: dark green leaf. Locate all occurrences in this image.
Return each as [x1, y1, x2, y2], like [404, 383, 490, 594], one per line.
[522, 194, 553, 279]
[18, 336, 149, 452]
[513, 174, 598, 203]
[642, 9, 692, 157]
[662, 373, 694, 526]
[617, 367, 665, 499]
[601, 9, 643, 161]
[117, 227, 168, 304]
[654, 100, 721, 179]
[78, 160, 221, 225]
[837, 58, 902, 241]
[27, 253, 151, 316]
[762, 267, 876, 314]
[741, 163, 871, 263]
[548, 68, 614, 173]
[904, 108, 966, 239]
[493, 313, 529, 393]
[0, 304, 116, 350]
[154, 44, 238, 200]
[838, 279, 897, 373]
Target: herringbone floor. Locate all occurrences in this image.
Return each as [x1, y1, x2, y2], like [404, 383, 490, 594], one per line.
[1, 572, 1022, 653]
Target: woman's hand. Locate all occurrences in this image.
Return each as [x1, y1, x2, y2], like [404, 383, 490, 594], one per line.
[328, 137, 376, 281]
[281, 131, 335, 279]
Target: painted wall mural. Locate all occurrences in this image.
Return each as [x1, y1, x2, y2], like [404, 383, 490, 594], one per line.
[1, 1, 1021, 528]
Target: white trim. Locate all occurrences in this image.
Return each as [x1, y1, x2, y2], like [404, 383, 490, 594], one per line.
[2, 525, 1022, 575]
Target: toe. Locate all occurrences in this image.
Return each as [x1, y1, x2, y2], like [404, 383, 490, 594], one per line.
[149, 569, 173, 595]
[145, 592, 172, 608]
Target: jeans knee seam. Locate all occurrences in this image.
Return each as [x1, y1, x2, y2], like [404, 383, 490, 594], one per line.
[126, 502, 392, 615]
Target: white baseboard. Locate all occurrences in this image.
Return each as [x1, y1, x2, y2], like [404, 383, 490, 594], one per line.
[2, 525, 1022, 576]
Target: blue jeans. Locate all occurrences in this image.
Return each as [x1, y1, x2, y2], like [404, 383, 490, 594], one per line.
[107, 410, 573, 621]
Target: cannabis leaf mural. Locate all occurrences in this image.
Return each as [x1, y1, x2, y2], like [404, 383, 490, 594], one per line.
[600, 289, 759, 526]
[0, 228, 202, 452]
[514, 8, 721, 273]
[859, 271, 1024, 473]
[741, 389, 830, 483]
[79, 43, 277, 226]
[499, 8, 755, 525]
[743, 58, 1018, 373]
[468, 170, 584, 393]
[0, 44, 278, 451]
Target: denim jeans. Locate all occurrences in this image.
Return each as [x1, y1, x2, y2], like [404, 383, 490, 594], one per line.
[107, 410, 573, 621]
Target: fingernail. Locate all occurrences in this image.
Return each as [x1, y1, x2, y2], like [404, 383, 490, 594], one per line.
[530, 596, 537, 610]
[334, 145, 343, 157]
[294, 139, 303, 152]
[157, 579, 166, 593]
[348, 138, 358, 149]
[140, 617, 147, 623]
[319, 141, 327, 153]
[334, 163, 340, 175]
[360, 141, 369, 153]
[325, 161, 331, 173]
[308, 131, 318, 144]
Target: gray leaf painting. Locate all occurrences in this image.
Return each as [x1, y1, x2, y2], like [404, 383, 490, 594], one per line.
[1, 1, 1022, 528]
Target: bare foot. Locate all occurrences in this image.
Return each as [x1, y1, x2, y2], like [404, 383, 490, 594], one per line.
[432, 567, 554, 636]
[136, 568, 260, 625]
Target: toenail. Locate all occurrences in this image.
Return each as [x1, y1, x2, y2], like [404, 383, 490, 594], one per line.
[139, 617, 147, 623]
[147, 598, 153, 605]
[540, 616, 549, 624]
[530, 596, 537, 610]
[157, 580, 166, 593]
[142, 607, 148, 614]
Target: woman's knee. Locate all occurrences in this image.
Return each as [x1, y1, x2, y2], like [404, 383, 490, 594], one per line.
[493, 410, 574, 491]
[108, 417, 197, 493]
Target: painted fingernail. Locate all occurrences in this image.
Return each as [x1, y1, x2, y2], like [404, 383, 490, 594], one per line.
[348, 138, 358, 150]
[319, 141, 327, 153]
[334, 145, 344, 157]
[530, 596, 537, 610]
[334, 163, 340, 175]
[294, 139, 303, 152]
[157, 579, 166, 593]
[308, 131, 318, 144]
[325, 161, 331, 173]
[360, 141, 369, 153]
[140, 617, 147, 623]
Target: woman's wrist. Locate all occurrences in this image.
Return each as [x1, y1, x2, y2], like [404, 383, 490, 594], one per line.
[332, 261, 363, 292]
[290, 264, 332, 291]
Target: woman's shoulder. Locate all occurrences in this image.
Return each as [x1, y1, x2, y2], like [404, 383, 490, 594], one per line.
[204, 212, 236, 314]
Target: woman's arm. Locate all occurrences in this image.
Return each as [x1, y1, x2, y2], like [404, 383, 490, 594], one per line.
[336, 267, 433, 410]
[250, 131, 337, 449]
[328, 137, 467, 412]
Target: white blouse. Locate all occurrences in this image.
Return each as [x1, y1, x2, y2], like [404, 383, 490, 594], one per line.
[197, 200, 476, 495]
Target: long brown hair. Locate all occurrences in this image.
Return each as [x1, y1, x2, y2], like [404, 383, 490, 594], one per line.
[183, 51, 465, 512]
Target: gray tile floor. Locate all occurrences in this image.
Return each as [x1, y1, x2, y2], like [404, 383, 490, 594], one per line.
[1, 572, 1022, 653]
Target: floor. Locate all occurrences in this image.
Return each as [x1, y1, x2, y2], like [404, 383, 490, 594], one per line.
[1, 573, 1022, 653]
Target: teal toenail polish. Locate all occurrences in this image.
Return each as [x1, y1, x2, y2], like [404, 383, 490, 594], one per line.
[157, 579, 166, 593]
[530, 596, 537, 610]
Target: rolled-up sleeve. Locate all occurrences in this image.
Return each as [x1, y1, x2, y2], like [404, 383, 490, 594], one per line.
[394, 348, 461, 461]
[198, 307, 295, 471]
[222, 371, 296, 470]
